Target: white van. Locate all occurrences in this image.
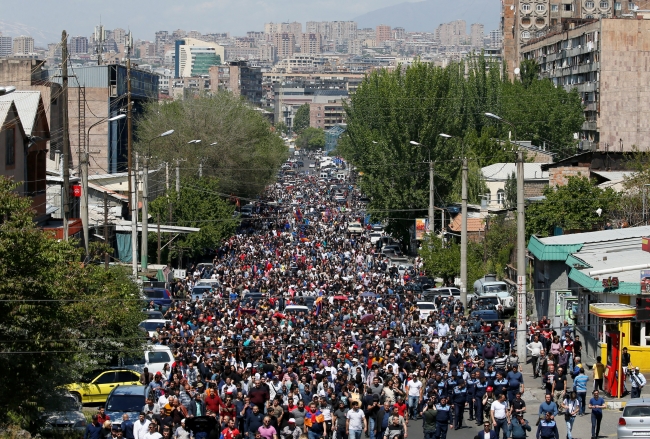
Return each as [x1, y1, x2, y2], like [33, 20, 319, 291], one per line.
[124, 345, 174, 376]
[284, 305, 310, 316]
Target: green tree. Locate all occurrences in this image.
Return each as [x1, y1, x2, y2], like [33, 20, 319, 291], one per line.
[296, 127, 326, 150]
[526, 175, 620, 237]
[275, 121, 289, 137]
[0, 177, 145, 430]
[150, 176, 237, 261]
[293, 104, 311, 134]
[519, 59, 540, 89]
[504, 172, 517, 209]
[135, 93, 288, 199]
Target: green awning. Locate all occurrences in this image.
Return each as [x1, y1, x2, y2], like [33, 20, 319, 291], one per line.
[568, 267, 641, 294]
[528, 235, 584, 261]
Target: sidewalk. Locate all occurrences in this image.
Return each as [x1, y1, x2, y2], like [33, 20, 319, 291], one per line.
[517, 355, 633, 410]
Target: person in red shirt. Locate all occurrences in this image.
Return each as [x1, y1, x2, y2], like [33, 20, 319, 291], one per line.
[393, 396, 408, 419]
[221, 418, 241, 439]
[97, 406, 110, 425]
[220, 395, 238, 419]
[204, 386, 224, 413]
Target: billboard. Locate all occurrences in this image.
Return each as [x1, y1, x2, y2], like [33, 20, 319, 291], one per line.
[415, 218, 428, 240]
[641, 269, 650, 294]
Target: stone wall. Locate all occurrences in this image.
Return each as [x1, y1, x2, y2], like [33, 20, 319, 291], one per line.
[548, 166, 590, 187]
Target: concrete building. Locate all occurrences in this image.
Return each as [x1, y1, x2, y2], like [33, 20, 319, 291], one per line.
[69, 36, 88, 54]
[273, 33, 295, 60]
[13, 36, 34, 55]
[0, 33, 12, 57]
[209, 61, 263, 105]
[174, 38, 224, 78]
[155, 31, 169, 56]
[265, 22, 302, 40]
[375, 25, 392, 46]
[470, 23, 485, 48]
[481, 162, 549, 208]
[521, 17, 650, 151]
[301, 33, 322, 55]
[309, 92, 347, 130]
[436, 20, 467, 46]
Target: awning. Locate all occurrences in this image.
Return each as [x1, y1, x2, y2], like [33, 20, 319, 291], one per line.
[589, 303, 636, 319]
[114, 220, 199, 234]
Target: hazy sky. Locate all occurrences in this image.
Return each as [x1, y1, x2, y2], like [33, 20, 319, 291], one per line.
[1, 0, 415, 45]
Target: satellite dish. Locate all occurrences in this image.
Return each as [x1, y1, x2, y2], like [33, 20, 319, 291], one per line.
[514, 67, 521, 75]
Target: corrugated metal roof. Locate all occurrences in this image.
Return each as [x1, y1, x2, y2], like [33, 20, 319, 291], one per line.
[47, 65, 109, 88]
[0, 100, 12, 123]
[568, 267, 641, 294]
[591, 171, 635, 182]
[481, 163, 549, 181]
[0, 91, 41, 135]
[540, 226, 650, 245]
[528, 235, 583, 261]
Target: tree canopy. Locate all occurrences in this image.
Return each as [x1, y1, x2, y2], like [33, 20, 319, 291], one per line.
[134, 93, 288, 199]
[0, 177, 145, 429]
[293, 104, 311, 134]
[338, 57, 584, 241]
[296, 127, 326, 150]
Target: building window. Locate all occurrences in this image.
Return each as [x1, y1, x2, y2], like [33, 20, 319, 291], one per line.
[600, 0, 609, 7]
[585, 0, 595, 8]
[629, 1, 635, 9]
[5, 127, 15, 166]
[522, 3, 532, 11]
[522, 31, 531, 39]
[564, 3, 573, 10]
[552, 4, 559, 11]
[615, 2, 622, 9]
[497, 189, 505, 205]
[537, 3, 546, 11]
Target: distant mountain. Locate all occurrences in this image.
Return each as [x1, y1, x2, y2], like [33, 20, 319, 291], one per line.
[353, 0, 500, 33]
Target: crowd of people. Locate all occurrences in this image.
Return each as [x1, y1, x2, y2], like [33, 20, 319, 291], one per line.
[83, 154, 639, 439]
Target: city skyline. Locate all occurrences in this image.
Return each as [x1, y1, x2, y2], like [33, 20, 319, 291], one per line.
[0, 0, 499, 45]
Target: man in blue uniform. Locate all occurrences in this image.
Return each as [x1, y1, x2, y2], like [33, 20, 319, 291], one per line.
[434, 396, 452, 439]
[451, 381, 467, 430]
[474, 377, 488, 426]
[466, 371, 478, 422]
[536, 411, 559, 439]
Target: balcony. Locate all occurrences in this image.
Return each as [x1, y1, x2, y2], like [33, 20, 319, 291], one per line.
[582, 120, 598, 131]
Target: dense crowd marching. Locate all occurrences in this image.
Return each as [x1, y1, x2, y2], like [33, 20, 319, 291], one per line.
[85, 154, 646, 439]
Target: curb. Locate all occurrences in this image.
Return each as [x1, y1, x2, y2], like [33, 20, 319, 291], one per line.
[605, 401, 626, 410]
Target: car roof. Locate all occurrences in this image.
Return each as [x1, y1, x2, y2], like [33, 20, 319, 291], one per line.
[111, 385, 146, 395]
[140, 319, 169, 323]
[416, 301, 436, 305]
[624, 398, 650, 407]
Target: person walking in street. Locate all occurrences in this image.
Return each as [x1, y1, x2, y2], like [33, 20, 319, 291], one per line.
[593, 357, 605, 392]
[451, 380, 467, 430]
[507, 414, 531, 439]
[490, 394, 509, 439]
[572, 368, 589, 415]
[561, 391, 580, 439]
[345, 401, 366, 439]
[536, 412, 559, 439]
[630, 367, 647, 398]
[475, 422, 497, 439]
[588, 390, 605, 439]
[421, 401, 437, 439]
[527, 336, 543, 379]
[435, 396, 452, 439]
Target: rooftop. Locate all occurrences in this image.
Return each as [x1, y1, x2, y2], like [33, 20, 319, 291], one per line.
[481, 163, 549, 181]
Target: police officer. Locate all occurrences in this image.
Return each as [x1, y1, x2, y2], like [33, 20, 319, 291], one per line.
[451, 380, 467, 430]
[474, 376, 488, 426]
[535, 411, 559, 439]
[466, 371, 478, 422]
[434, 396, 452, 439]
[493, 372, 508, 399]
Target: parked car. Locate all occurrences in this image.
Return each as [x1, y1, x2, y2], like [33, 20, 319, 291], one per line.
[143, 288, 172, 310]
[284, 305, 310, 316]
[423, 287, 461, 301]
[416, 302, 437, 320]
[138, 319, 171, 337]
[40, 392, 87, 436]
[190, 285, 213, 301]
[122, 345, 175, 376]
[470, 309, 500, 322]
[142, 310, 164, 320]
[369, 232, 383, 244]
[617, 399, 650, 439]
[104, 385, 148, 427]
[66, 369, 141, 404]
[347, 222, 364, 234]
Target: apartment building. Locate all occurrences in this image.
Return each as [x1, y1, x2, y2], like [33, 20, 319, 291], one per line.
[273, 33, 295, 60]
[0, 33, 12, 57]
[209, 61, 263, 105]
[309, 93, 347, 130]
[521, 17, 650, 151]
[301, 33, 322, 55]
[265, 22, 302, 40]
[375, 25, 392, 46]
[13, 36, 34, 55]
[470, 23, 485, 48]
[69, 36, 88, 54]
[436, 20, 467, 46]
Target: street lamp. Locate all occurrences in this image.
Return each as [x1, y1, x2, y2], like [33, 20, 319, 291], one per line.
[485, 111, 526, 359]
[81, 113, 127, 259]
[140, 128, 175, 272]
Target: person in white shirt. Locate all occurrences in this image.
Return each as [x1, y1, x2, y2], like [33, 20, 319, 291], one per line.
[144, 422, 162, 439]
[490, 394, 510, 439]
[437, 319, 450, 337]
[526, 336, 544, 379]
[133, 413, 151, 439]
[406, 376, 423, 420]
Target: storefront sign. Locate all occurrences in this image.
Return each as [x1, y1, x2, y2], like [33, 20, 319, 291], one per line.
[601, 277, 619, 289]
[415, 218, 428, 240]
[641, 269, 650, 294]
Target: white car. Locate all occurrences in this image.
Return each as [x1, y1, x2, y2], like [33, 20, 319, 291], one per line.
[347, 222, 364, 234]
[416, 302, 437, 320]
[138, 319, 170, 338]
[369, 232, 383, 244]
[309, 163, 316, 168]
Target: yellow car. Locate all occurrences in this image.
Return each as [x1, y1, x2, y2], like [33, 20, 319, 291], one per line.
[66, 369, 141, 404]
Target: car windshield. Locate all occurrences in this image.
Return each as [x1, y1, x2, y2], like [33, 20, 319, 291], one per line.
[623, 406, 650, 417]
[140, 321, 166, 331]
[477, 297, 499, 305]
[106, 395, 145, 412]
[44, 396, 79, 411]
[418, 304, 436, 310]
[144, 290, 163, 299]
[484, 284, 508, 293]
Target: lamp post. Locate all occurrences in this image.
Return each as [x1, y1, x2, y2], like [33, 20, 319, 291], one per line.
[82, 114, 126, 257]
[140, 129, 175, 272]
[485, 111, 526, 359]
[439, 133, 468, 310]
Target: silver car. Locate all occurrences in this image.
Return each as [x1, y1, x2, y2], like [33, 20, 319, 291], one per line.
[617, 398, 650, 438]
[41, 393, 87, 436]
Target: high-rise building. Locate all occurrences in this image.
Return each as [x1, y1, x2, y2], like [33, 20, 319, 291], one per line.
[69, 36, 88, 54]
[301, 33, 322, 55]
[489, 29, 503, 48]
[265, 22, 302, 40]
[393, 27, 406, 40]
[13, 36, 34, 55]
[175, 38, 225, 78]
[436, 20, 466, 46]
[470, 23, 485, 48]
[0, 33, 12, 57]
[209, 61, 263, 105]
[113, 28, 127, 45]
[155, 31, 169, 56]
[273, 32, 295, 60]
[375, 25, 392, 46]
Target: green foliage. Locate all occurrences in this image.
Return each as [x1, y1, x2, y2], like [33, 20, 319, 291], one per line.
[134, 93, 288, 199]
[293, 104, 311, 134]
[519, 59, 540, 89]
[296, 127, 326, 150]
[149, 177, 237, 260]
[504, 172, 517, 209]
[0, 177, 145, 430]
[526, 175, 620, 237]
[619, 149, 650, 226]
[274, 121, 289, 137]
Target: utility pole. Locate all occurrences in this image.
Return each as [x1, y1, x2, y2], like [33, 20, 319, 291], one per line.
[141, 156, 149, 270]
[157, 213, 161, 265]
[166, 162, 170, 190]
[104, 191, 109, 269]
[516, 149, 527, 358]
[131, 170, 137, 277]
[61, 31, 70, 241]
[460, 156, 468, 309]
[80, 151, 89, 256]
[95, 25, 105, 65]
[176, 159, 180, 197]
[428, 161, 434, 233]
[126, 35, 133, 214]
[199, 160, 203, 178]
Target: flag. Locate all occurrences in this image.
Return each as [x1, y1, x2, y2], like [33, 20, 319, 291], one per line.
[314, 296, 323, 316]
[295, 208, 303, 222]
